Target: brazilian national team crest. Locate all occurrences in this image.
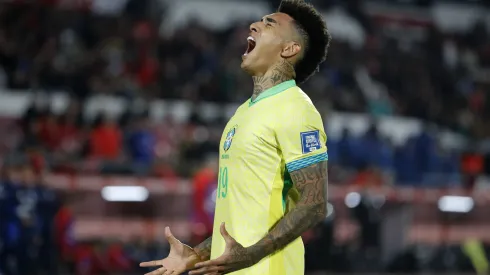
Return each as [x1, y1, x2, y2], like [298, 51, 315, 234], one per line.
[223, 126, 237, 152]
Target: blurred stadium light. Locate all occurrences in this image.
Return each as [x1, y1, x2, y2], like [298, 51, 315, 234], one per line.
[437, 195, 474, 213]
[101, 186, 150, 202]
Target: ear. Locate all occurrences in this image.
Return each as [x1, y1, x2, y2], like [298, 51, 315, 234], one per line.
[280, 41, 301, 59]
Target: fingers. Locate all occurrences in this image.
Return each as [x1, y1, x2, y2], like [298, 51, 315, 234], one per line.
[165, 226, 180, 246]
[194, 258, 225, 269]
[219, 223, 229, 239]
[140, 260, 161, 267]
[163, 270, 176, 275]
[144, 266, 167, 275]
[220, 223, 235, 244]
[189, 265, 225, 275]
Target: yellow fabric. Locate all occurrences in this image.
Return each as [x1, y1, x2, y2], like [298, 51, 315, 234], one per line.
[462, 239, 489, 275]
[210, 81, 328, 275]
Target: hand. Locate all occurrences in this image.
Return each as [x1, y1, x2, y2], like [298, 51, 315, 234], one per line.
[189, 223, 257, 275]
[140, 227, 201, 275]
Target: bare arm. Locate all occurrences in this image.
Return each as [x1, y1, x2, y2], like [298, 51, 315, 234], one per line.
[190, 161, 328, 274]
[193, 237, 213, 261]
[248, 160, 328, 261]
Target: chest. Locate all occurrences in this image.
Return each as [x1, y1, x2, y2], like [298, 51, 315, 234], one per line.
[219, 108, 277, 159]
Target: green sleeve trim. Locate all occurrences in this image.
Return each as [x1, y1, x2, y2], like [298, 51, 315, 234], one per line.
[286, 152, 328, 172]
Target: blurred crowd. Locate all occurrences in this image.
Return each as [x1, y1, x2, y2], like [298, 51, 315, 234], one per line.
[0, 162, 180, 275]
[1, 1, 483, 183]
[328, 125, 461, 187]
[1, 1, 490, 138]
[0, 164, 60, 275]
[0, 96, 461, 187]
[13, 100, 220, 178]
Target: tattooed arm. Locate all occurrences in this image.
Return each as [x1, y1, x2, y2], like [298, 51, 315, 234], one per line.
[248, 160, 328, 261]
[193, 236, 213, 260]
[190, 161, 328, 274]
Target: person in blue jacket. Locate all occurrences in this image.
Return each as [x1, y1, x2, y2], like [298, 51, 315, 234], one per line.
[0, 165, 22, 275]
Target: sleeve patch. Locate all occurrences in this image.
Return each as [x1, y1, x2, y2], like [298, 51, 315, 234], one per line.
[301, 130, 321, 154]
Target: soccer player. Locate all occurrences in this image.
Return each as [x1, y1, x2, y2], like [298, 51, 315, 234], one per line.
[140, 0, 331, 274]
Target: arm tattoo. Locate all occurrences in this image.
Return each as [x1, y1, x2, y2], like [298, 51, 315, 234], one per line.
[193, 237, 212, 261]
[252, 59, 296, 101]
[247, 161, 328, 262]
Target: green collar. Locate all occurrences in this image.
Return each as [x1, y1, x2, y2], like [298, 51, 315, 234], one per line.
[249, 80, 296, 106]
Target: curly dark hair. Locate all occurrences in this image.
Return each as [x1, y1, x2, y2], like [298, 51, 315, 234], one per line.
[278, 0, 331, 83]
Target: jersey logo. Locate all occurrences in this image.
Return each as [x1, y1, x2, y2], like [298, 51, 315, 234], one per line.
[223, 126, 237, 152]
[301, 130, 321, 154]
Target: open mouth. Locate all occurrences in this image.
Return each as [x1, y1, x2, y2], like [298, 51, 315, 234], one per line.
[244, 36, 256, 56]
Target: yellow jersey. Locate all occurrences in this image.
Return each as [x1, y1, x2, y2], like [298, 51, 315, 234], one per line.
[211, 80, 328, 275]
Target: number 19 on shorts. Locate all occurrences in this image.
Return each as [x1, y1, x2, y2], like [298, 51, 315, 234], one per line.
[218, 166, 228, 198]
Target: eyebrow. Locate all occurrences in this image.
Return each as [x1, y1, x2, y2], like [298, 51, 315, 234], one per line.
[263, 17, 278, 24]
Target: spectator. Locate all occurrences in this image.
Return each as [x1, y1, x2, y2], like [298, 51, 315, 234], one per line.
[338, 128, 362, 168]
[362, 125, 394, 172]
[127, 113, 155, 172]
[89, 114, 122, 161]
[394, 137, 421, 185]
[54, 201, 77, 273]
[0, 165, 21, 275]
[105, 241, 133, 273]
[353, 165, 384, 187]
[38, 112, 61, 151]
[15, 165, 41, 275]
[58, 101, 83, 156]
[191, 155, 218, 245]
[35, 176, 59, 274]
[73, 243, 96, 275]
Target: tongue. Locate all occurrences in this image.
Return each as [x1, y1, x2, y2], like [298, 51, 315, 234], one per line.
[247, 42, 255, 54]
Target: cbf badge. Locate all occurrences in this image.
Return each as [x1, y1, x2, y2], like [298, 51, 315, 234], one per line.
[223, 126, 237, 152]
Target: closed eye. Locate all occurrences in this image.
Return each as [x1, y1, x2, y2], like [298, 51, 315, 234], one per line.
[262, 17, 277, 26]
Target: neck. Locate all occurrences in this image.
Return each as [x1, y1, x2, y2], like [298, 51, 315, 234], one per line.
[252, 59, 295, 101]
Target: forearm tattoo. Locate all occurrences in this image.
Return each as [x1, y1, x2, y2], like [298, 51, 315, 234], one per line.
[248, 161, 328, 261]
[194, 237, 213, 261]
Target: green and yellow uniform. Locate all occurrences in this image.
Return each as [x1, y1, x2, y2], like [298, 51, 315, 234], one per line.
[211, 80, 328, 275]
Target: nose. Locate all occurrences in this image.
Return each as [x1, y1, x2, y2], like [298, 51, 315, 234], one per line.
[250, 22, 259, 33]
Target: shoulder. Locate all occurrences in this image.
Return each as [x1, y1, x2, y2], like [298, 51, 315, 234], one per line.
[234, 100, 251, 114]
[277, 86, 321, 118]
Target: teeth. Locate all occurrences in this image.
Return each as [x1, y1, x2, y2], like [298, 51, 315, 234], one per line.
[247, 36, 255, 42]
